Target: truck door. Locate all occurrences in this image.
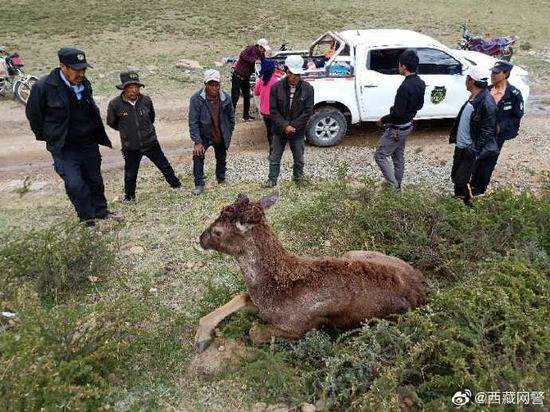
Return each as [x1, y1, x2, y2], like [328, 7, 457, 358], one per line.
[356, 47, 407, 121]
[414, 47, 469, 118]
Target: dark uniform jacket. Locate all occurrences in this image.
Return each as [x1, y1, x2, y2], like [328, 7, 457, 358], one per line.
[107, 94, 158, 152]
[489, 83, 524, 145]
[269, 77, 314, 137]
[449, 88, 498, 160]
[25, 68, 111, 153]
[381, 74, 426, 125]
[188, 89, 235, 149]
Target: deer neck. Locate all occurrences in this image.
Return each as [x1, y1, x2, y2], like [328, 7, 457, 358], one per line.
[235, 224, 295, 289]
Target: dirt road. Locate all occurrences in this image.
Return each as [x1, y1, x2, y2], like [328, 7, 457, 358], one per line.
[1, 90, 549, 192]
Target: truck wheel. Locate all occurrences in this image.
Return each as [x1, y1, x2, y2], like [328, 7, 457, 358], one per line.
[306, 107, 347, 147]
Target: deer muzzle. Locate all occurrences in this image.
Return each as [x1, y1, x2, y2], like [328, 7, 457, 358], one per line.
[199, 229, 211, 250]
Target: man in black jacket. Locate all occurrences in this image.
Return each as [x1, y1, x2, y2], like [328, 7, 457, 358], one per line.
[264, 55, 314, 188]
[107, 71, 181, 201]
[470, 61, 524, 196]
[374, 49, 426, 192]
[26, 48, 119, 226]
[449, 67, 498, 206]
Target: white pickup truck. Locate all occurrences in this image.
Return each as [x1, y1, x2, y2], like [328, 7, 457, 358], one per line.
[269, 30, 530, 146]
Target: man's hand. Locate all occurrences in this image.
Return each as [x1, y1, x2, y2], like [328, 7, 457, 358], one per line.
[284, 125, 296, 135]
[193, 143, 205, 156]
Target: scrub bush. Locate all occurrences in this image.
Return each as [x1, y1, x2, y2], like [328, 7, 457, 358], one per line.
[218, 179, 550, 409]
[0, 223, 116, 304]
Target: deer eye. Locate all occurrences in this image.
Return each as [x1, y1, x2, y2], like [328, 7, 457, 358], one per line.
[212, 228, 223, 237]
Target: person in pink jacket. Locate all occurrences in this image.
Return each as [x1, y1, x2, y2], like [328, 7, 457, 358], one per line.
[254, 60, 279, 156]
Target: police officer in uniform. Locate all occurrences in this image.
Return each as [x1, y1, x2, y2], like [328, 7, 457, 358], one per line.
[471, 61, 524, 196]
[26, 48, 120, 226]
[374, 49, 426, 192]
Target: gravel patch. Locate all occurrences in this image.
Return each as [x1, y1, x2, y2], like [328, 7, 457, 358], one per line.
[213, 116, 549, 195]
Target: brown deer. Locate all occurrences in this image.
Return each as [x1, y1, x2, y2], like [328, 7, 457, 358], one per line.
[195, 192, 426, 352]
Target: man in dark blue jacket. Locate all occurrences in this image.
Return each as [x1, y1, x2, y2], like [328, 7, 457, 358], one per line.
[26, 48, 119, 226]
[188, 69, 235, 195]
[470, 61, 524, 196]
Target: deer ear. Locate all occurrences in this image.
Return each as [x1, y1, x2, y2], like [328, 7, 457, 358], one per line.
[236, 221, 252, 233]
[236, 193, 250, 204]
[258, 190, 279, 210]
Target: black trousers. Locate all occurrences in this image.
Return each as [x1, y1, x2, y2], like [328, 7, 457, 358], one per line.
[122, 142, 180, 199]
[231, 72, 251, 118]
[192, 142, 227, 186]
[451, 146, 476, 201]
[262, 115, 273, 156]
[51, 143, 107, 222]
[471, 141, 504, 195]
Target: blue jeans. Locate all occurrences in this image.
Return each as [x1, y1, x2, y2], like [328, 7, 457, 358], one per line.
[51, 143, 107, 221]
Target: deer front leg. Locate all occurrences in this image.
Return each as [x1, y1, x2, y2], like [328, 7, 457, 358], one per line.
[195, 293, 257, 352]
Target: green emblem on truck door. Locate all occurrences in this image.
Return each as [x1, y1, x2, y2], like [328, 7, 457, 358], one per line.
[431, 86, 446, 104]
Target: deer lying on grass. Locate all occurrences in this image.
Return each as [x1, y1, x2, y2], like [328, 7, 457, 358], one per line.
[195, 192, 426, 352]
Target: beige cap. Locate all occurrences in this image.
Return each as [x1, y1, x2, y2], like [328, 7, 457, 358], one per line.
[203, 69, 221, 83]
[257, 38, 271, 52]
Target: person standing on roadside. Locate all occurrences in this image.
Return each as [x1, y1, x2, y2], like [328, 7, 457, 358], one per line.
[470, 61, 524, 196]
[188, 69, 235, 195]
[232, 39, 270, 121]
[26, 47, 120, 226]
[254, 59, 279, 157]
[374, 49, 426, 193]
[107, 71, 181, 202]
[449, 67, 498, 206]
[264, 55, 314, 188]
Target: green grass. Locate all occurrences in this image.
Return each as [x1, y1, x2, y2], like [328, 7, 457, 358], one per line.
[0, 169, 548, 410]
[1, 0, 549, 95]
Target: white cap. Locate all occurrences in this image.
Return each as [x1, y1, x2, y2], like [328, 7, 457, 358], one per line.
[285, 55, 305, 75]
[467, 66, 488, 82]
[203, 69, 221, 83]
[257, 38, 271, 52]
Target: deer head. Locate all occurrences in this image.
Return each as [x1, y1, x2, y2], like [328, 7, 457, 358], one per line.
[199, 191, 279, 256]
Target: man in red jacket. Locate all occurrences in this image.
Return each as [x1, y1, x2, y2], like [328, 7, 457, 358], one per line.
[231, 39, 270, 121]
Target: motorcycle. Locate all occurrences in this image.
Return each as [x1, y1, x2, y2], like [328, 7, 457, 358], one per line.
[0, 47, 38, 105]
[458, 25, 518, 61]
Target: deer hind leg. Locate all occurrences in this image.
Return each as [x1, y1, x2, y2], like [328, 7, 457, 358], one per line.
[249, 323, 302, 344]
[195, 293, 257, 353]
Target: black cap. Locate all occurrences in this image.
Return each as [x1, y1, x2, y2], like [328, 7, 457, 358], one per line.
[58, 47, 92, 70]
[491, 61, 513, 73]
[116, 71, 144, 90]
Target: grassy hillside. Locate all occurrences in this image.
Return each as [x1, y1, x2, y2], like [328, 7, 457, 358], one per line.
[1, 171, 549, 410]
[1, 0, 549, 95]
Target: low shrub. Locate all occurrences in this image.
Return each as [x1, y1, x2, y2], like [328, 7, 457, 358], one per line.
[214, 178, 549, 409]
[0, 222, 116, 304]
